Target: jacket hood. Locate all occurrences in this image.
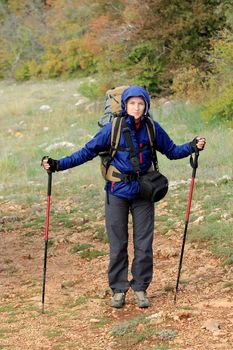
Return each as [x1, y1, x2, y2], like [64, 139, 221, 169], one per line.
[121, 85, 150, 115]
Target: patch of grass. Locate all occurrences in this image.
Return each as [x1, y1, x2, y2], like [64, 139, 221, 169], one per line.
[52, 342, 77, 350]
[2, 265, 18, 274]
[111, 315, 156, 345]
[79, 249, 107, 260]
[111, 315, 148, 336]
[189, 220, 233, 265]
[78, 81, 99, 99]
[159, 219, 176, 235]
[70, 243, 93, 254]
[66, 296, 89, 308]
[47, 238, 54, 248]
[54, 212, 75, 228]
[222, 256, 233, 267]
[90, 316, 110, 329]
[156, 215, 169, 222]
[22, 216, 45, 229]
[205, 212, 222, 223]
[24, 231, 35, 237]
[163, 284, 174, 292]
[0, 224, 14, 232]
[25, 193, 40, 204]
[155, 329, 177, 341]
[0, 156, 18, 177]
[92, 225, 108, 243]
[0, 328, 12, 339]
[3, 258, 12, 264]
[26, 166, 41, 179]
[223, 281, 233, 288]
[179, 279, 189, 285]
[176, 305, 193, 310]
[5, 317, 18, 324]
[43, 329, 63, 339]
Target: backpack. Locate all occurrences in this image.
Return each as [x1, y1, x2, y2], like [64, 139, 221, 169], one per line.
[98, 86, 129, 127]
[98, 86, 157, 181]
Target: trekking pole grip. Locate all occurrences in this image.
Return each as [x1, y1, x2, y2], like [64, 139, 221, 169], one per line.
[190, 148, 199, 176]
[47, 171, 52, 196]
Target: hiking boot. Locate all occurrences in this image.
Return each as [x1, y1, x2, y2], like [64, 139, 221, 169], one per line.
[111, 292, 126, 308]
[134, 291, 150, 308]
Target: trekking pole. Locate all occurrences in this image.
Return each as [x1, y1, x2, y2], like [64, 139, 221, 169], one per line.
[42, 170, 52, 314]
[174, 148, 199, 304]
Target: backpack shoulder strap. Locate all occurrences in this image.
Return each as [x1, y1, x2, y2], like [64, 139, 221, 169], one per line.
[145, 116, 156, 146]
[110, 115, 123, 159]
[145, 117, 159, 170]
[122, 118, 140, 173]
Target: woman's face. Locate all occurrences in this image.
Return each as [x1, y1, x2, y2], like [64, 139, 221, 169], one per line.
[126, 97, 145, 122]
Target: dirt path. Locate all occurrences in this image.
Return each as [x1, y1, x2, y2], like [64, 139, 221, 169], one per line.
[1, 216, 233, 350]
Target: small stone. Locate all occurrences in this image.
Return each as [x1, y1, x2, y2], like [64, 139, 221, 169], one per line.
[89, 318, 100, 323]
[193, 216, 204, 224]
[136, 323, 145, 332]
[156, 244, 178, 258]
[202, 319, 220, 333]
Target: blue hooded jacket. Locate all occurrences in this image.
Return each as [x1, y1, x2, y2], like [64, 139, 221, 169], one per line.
[58, 86, 192, 200]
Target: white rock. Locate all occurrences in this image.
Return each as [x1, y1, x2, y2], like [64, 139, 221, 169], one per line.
[193, 216, 204, 224]
[202, 319, 220, 334]
[75, 97, 88, 106]
[39, 105, 51, 111]
[45, 141, 75, 152]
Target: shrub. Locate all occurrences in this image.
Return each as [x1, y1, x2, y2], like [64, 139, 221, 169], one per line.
[127, 42, 164, 93]
[14, 63, 31, 81]
[202, 84, 233, 125]
[79, 81, 99, 99]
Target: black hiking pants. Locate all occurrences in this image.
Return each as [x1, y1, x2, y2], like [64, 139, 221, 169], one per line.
[105, 193, 154, 293]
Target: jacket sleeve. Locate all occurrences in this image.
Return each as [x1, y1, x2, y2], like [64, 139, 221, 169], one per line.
[58, 123, 111, 171]
[154, 121, 192, 160]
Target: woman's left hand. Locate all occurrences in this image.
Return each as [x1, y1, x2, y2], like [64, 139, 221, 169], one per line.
[196, 137, 206, 150]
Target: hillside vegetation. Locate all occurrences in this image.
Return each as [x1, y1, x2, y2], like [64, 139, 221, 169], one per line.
[1, 1, 233, 124]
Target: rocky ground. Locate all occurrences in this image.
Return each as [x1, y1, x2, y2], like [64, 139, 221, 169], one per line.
[0, 199, 233, 350]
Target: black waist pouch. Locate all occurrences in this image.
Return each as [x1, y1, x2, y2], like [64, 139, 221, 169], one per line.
[139, 171, 169, 202]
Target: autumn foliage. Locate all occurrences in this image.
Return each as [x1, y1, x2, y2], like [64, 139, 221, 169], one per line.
[0, 0, 232, 100]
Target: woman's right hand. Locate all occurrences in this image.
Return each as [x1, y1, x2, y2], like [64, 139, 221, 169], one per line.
[41, 156, 59, 172]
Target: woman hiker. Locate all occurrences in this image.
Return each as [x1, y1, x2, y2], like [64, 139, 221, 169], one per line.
[41, 85, 206, 308]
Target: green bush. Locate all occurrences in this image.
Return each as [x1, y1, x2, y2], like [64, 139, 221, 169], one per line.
[127, 42, 164, 93]
[14, 63, 31, 81]
[79, 81, 99, 99]
[202, 84, 233, 125]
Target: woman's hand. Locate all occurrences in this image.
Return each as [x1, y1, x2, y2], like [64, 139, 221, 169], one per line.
[196, 137, 206, 150]
[191, 137, 206, 152]
[41, 156, 59, 172]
